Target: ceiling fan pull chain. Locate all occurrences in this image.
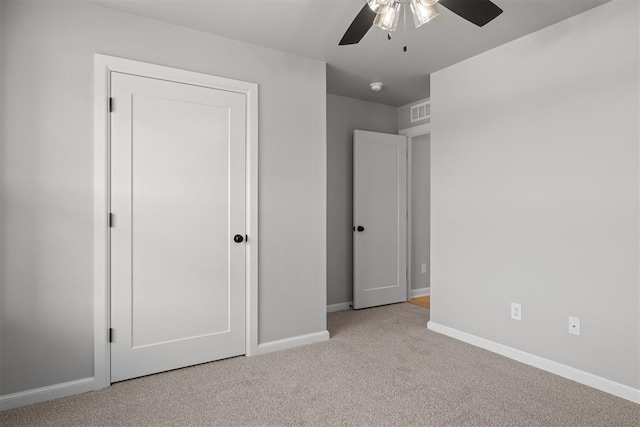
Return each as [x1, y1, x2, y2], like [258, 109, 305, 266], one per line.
[402, 1, 407, 52]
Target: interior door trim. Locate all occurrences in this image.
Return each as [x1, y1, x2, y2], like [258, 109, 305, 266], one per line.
[93, 54, 259, 390]
[399, 124, 431, 301]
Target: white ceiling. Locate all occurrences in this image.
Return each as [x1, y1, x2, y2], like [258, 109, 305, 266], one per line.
[87, 0, 610, 106]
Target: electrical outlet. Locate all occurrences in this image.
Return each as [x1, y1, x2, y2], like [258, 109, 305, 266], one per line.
[511, 303, 521, 320]
[568, 316, 580, 336]
[421, 263, 427, 274]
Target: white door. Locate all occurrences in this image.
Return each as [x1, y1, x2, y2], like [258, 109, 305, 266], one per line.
[110, 72, 246, 382]
[353, 130, 407, 309]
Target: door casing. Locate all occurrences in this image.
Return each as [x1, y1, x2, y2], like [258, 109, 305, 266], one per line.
[399, 124, 431, 299]
[93, 54, 259, 390]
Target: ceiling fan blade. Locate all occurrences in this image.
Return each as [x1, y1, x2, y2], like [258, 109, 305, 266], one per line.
[339, 4, 377, 46]
[439, 0, 503, 27]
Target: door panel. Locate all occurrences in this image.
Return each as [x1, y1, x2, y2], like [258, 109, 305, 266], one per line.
[110, 72, 246, 382]
[353, 130, 407, 309]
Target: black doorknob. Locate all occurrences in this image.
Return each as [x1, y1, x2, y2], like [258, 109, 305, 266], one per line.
[233, 234, 244, 243]
[357, 226, 365, 232]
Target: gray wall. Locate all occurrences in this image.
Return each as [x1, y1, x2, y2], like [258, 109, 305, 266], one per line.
[1, 0, 327, 395]
[327, 94, 397, 306]
[0, 0, 4, 388]
[431, 0, 639, 388]
[397, 96, 430, 131]
[411, 134, 430, 291]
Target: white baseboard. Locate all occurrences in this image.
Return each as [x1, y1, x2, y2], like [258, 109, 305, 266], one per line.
[410, 287, 430, 298]
[0, 331, 330, 411]
[427, 321, 640, 404]
[328, 292, 430, 312]
[0, 377, 95, 411]
[327, 302, 352, 313]
[257, 330, 330, 355]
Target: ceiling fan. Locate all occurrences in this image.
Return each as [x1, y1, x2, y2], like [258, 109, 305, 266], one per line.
[339, 0, 503, 45]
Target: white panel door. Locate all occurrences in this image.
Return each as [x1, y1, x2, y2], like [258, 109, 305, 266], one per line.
[110, 72, 246, 382]
[353, 130, 407, 309]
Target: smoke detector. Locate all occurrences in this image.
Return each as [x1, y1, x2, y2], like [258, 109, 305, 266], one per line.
[369, 82, 383, 92]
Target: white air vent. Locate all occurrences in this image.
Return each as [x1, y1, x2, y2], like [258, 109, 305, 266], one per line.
[410, 101, 430, 123]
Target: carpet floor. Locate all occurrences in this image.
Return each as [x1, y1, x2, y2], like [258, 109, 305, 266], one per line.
[1, 303, 638, 426]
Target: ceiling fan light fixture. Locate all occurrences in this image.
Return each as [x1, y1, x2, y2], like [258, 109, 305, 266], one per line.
[367, 0, 393, 14]
[410, 0, 440, 28]
[373, 1, 401, 32]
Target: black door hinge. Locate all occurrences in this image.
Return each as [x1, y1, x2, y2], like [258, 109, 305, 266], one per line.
[108, 213, 114, 228]
[109, 97, 114, 113]
[109, 328, 114, 343]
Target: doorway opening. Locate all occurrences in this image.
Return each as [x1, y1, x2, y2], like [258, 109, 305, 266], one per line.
[402, 128, 431, 310]
[325, 93, 430, 314]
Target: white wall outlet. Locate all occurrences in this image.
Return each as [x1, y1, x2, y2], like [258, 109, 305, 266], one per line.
[421, 263, 427, 274]
[511, 303, 521, 320]
[568, 316, 581, 336]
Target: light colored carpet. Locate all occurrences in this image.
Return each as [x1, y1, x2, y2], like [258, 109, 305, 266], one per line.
[1, 303, 638, 426]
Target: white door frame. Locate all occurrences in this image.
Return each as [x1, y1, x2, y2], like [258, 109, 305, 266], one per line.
[399, 123, 431, 300]
[93, 54, 259, 390]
